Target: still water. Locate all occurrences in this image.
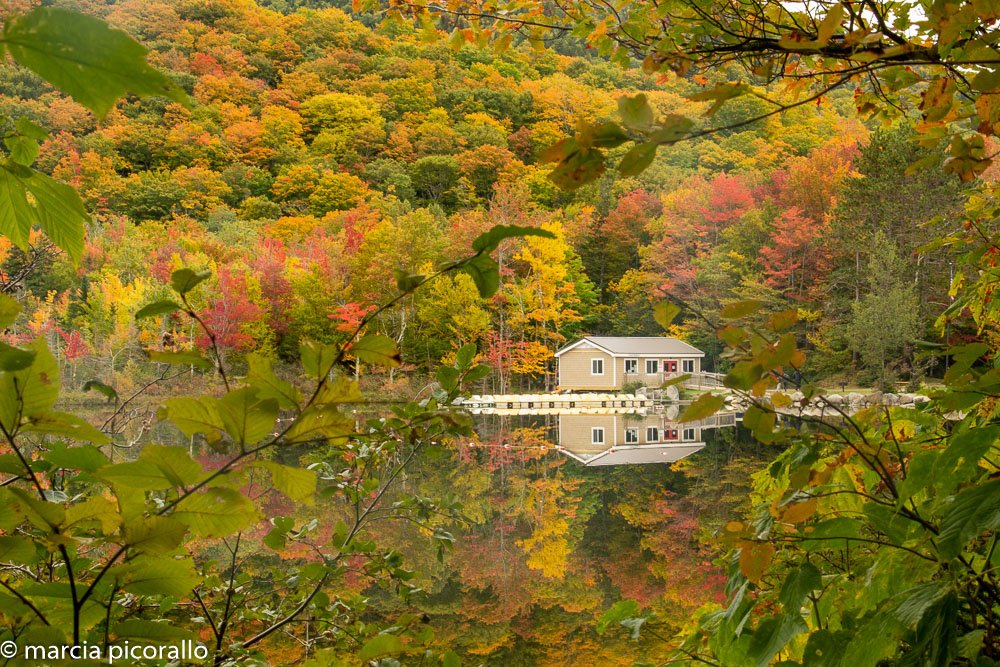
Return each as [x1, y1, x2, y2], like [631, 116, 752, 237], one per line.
[375, 408, 762, 665]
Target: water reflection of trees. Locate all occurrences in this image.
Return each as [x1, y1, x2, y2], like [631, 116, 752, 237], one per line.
[353, 417, 770, 663]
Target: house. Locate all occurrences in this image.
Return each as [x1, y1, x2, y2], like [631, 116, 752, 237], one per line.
[554, 336, 705, 391]
[556, 412, 706, 465]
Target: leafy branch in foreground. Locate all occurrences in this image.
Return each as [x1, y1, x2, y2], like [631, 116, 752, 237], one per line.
[375, 0, 1000, 185]
[594, 213, 1000, 663]
[0, 6, 189, 265]
[0, 216, 539, 662]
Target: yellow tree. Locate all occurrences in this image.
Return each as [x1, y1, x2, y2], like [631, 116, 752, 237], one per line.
[505, 220, 584, 386]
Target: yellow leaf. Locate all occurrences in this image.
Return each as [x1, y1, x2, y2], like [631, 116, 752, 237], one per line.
[817, 5, 845, 45]
[739, 541, 774, 583]
[780, 498, 818, 524]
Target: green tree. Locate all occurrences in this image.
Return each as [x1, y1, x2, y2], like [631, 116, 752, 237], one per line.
[847, 231, 920, 385]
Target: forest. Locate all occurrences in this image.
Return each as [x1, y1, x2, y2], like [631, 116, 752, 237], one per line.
[0, 0, 999, 664]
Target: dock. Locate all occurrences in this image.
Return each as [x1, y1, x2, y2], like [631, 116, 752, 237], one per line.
[457, 393, 655, 415]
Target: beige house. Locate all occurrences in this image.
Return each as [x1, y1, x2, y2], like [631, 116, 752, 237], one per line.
[554, 336, 705, 391]
[557, 413, 705, 465]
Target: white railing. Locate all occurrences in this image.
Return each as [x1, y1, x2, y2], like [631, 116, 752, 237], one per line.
[681, 372, 726, 389]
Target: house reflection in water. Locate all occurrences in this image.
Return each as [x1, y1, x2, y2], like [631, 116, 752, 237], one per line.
[556, 411, 738, 466]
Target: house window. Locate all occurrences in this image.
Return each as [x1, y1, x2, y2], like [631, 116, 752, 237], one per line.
[682, 359, 695, 373]
[625, 428, 638, 444]
[591, 358, 604, 375]
[645, 359, 659, 374]
[683, 428, 695, 440]
[592, 427, 605, 445]
[624, 358, 638, 374]
[646, 426, 659, 442]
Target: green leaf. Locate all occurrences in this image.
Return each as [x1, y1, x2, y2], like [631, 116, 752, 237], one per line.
[597, 600, 640, 635]
[113, 558, 200, 597]
[256, 461, 316, 505]
[462, 253, 500, 298]
[937, 478, 1000, 559]
[688, 82, 751, 115]
[0, 341, 35, 371]
[649, 114, 694, 144]
[393, 268, 425, 293]
[653, 301, 681, 329]
[124, 517, 188, 555]
[3, 7, 188, 117]
[169, 268, 211, 295]
[65, 495, 120, 533]
[82, 379, 117, 402]
[4, 118, 47, 166]
[158, 396, 224, 443]
[437, 365, 460, 391]
[284, 405, 354, 444]
[23, 411, 109, 444]
[147, 349, 213, 369]
[97, 461, 173, 490]
[747, 613, 808, 667]
[585, 121, 629, 148]
[721, 300, 764, 319]
[351, 334, 401, 368]
[471, 224, 557, 253]
[247, 353, 300, 409]
[618, 143, 657, 176]
[0, 294, 20, 328]
[171, 487, 258, 538]
[139, 445, 204, 487]
[724, 362, 765, 391]
[7, 487, 64, 530]
[679, 393, 725, 422]
[893, 582, 951, 627]
[935, 425, 1000, 488]
[218, 388, 278, 445]
[0, 338, 60, 430]
[359, 634, 403, 661]
[299, 340, 339, 380]
[135, 300, 182, 319]
[618, 93, 654, 130]
[778, 563, 821, 614]
[113, 619, 196, 643]
[442, 650, 461, 667]
[0, 536, 38, 564]
[0, 161, 87, 262]
[456, 343, 477, 369]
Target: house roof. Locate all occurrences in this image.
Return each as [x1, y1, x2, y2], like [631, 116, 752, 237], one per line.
[560, 443, 706, 466]
[554, 336, 704, 358]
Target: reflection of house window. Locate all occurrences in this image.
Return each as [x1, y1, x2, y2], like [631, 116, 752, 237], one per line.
[683, 428, 695, 440]
[682, 359, 695, 373]
[625, 428, 638, 443]
[591, 358, 604, 375]
[645, 359, 659, 374]
[624, 358, 638, 374]
[646, 426, 659, 442]
[592, 427, 605, 445]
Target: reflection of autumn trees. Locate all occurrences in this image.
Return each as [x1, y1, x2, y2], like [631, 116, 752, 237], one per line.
[360, 421, 755, 662]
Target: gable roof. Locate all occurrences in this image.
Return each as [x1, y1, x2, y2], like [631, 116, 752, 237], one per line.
[560, 443, 706, 466]
[555, 336, 704, 357]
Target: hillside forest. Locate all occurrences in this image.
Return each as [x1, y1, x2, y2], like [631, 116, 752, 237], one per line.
[2, 0, 1000, 665]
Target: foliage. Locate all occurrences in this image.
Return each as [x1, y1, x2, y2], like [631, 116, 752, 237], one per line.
[389, 0, 1000, 184]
